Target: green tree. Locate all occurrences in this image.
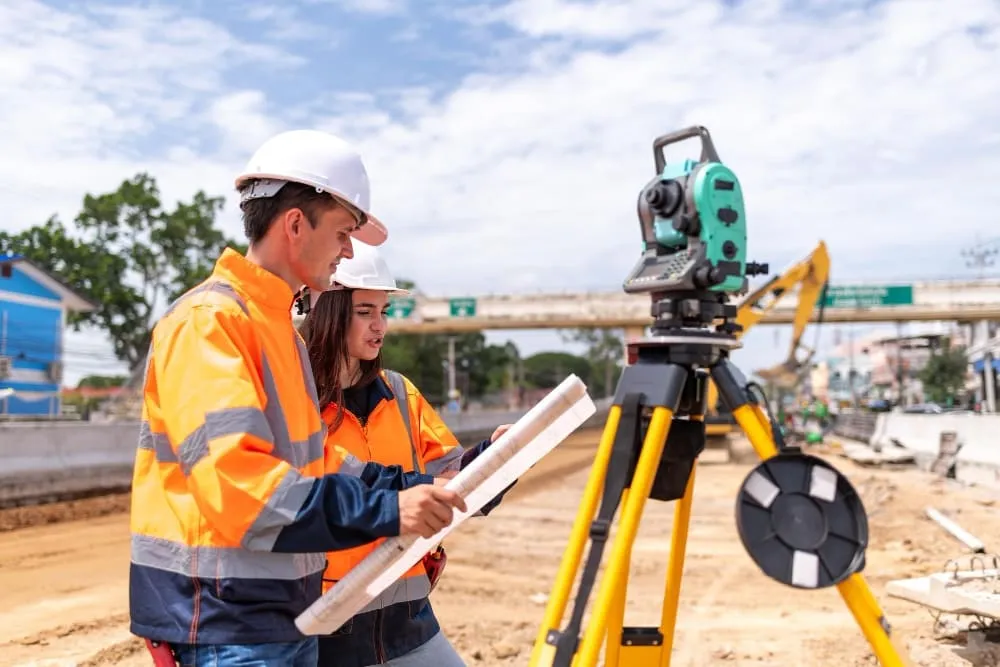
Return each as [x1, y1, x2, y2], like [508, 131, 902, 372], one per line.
[918, 343, 969, 404]
[560, 327, 624, 397]
[522, 351, 592, 389]
[0, 173, 247, 368]
[77, 375, 128, 389]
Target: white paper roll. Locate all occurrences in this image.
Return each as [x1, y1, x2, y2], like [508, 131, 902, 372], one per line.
[295, 373, 597, 636]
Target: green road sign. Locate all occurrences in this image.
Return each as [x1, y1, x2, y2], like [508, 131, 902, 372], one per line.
[822, 285, 913, 308]
[387, 296, 416, 319]
[449, 297, 477, 317]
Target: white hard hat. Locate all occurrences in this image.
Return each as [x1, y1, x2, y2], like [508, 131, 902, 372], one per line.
[235, 129, 388, 246]
[310, 241, 409, 308]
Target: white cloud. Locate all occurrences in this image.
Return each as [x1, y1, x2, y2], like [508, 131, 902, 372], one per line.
[0, 1, 300, 234]
[4, 0, 1000, 384]
[306, 0, 410, 15]
[243, 4, 340, 43]
[304, 0, 1000, 299]
[208, 91, 283, 156]
[0, 1, 304, 382]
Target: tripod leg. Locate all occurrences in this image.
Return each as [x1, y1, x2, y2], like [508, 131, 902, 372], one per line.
[653, 381, 707, 667]
[604, 458, 699, 667]
[603, 489, 633, 667]
[657, 460, 696, 667]
[529, 405, 623, 666]
[576, 405, 675, 667]
[712, 363, 914, 667]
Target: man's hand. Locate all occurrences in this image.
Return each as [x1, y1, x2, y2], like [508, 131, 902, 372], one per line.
[398, 485, 467, 539]
[490, 423, 513, 443]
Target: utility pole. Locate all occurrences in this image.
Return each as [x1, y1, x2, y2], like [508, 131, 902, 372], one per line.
[896, 322, 905, 407]
[447, 335, 457, 400]
[847, 328, 857, 408]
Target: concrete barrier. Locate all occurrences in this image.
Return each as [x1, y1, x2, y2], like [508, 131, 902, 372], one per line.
[832, 410, 879, 442]
[0, 420, 140, 507]
[863, 412, 1000, 488]
[0, 397, 614, 507]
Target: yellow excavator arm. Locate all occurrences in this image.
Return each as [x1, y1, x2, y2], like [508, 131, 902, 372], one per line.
[704, 240, 831, 434]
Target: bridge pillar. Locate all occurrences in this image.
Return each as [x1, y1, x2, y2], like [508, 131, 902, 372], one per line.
[986, 353, 997, 413]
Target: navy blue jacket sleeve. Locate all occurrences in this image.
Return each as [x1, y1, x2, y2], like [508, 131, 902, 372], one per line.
[460, 437, 518, 516]
[270, 474, 398, 553]
[360, 461, 434, 490]
[269, 464, 436, 553]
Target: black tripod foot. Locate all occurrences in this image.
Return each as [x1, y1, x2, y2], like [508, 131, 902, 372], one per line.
[734, 452, 868, 589]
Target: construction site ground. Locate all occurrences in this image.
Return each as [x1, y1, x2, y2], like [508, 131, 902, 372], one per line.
[2, 427, 999, 667]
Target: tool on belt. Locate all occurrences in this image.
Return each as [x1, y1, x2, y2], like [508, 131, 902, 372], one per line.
[422, 544, 448, 591]
[144, 639, 178, 666]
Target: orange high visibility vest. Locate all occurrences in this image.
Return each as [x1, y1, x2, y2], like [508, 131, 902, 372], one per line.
[321, 370, 463, 609]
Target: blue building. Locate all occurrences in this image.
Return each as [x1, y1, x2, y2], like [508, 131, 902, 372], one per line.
[0, 253, 96, 417]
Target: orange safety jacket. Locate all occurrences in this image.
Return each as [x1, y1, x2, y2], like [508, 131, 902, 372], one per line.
[128, 248, 433, 646]
[316, 371, 515, 667]
[320, 370, 465, 607]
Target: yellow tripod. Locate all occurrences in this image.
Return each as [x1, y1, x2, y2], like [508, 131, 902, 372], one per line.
[528, 330, 914, 667]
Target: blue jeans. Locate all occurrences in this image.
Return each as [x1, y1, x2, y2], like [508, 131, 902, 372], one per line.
[171, 637, 318, 666]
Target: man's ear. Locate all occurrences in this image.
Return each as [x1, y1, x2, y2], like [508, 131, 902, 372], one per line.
[284, 208, 306, 240]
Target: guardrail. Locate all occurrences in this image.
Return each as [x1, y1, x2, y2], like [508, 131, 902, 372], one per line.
[0, 396, 614, 508]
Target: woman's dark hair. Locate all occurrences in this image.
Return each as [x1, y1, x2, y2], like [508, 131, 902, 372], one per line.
[299, 289, 383, 431]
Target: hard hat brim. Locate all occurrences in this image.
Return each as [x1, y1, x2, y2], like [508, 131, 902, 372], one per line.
[309, 282, 410, 309]
[329, 280, 411, 296]
[235, 176, 389, 246]
[351, 213, 388, 246]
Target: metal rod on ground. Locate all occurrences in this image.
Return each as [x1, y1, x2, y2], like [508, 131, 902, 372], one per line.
[925, 507, 986, 554]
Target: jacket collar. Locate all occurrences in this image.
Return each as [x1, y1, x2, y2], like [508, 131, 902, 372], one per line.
[212, 247, 297, 314]
[320, 375, 393, 422]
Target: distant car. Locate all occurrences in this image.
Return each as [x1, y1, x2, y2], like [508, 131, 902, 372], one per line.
[902, 403, 944, 414]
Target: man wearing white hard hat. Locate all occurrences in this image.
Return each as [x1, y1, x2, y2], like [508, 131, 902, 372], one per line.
[129, 130, 466, 667]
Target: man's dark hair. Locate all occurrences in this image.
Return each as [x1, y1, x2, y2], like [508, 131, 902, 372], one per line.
[238, 180, 340, 244]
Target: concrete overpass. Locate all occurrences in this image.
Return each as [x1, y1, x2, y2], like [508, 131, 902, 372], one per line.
[378, 279, 1000, 334]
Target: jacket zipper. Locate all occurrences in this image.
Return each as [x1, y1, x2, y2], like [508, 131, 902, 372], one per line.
[375, 607, 385, 663]
[345, 401, 390, 461]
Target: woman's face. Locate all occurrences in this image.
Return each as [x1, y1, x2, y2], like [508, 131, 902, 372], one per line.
[347, 289, 390, 361]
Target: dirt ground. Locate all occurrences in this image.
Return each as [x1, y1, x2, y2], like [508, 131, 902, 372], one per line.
[2, 428, 1000, 667]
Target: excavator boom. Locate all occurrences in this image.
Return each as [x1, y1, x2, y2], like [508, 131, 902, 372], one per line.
[703, 240, 831, 441]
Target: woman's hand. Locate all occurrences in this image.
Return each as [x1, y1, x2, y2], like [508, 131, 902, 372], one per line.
[490, 424, 513, 443]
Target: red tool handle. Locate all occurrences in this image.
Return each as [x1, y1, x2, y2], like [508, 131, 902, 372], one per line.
[422, 545, 448, 591]
[144, 639, 178, 667]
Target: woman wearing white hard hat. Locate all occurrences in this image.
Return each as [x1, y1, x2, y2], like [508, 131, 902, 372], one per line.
[299, 242, 516, 667]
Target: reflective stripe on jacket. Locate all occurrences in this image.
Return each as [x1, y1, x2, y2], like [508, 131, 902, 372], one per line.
[321, 371, 464, 607]
[129, 249, 431, 646]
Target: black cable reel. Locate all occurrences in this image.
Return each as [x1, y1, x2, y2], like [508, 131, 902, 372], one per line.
[735, 449, 870, 590]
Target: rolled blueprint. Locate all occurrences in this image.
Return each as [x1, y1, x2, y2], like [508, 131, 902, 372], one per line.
[295, 373, 597, 636]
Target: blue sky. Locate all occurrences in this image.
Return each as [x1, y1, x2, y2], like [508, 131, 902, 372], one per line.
[2, 0, 999, 386]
